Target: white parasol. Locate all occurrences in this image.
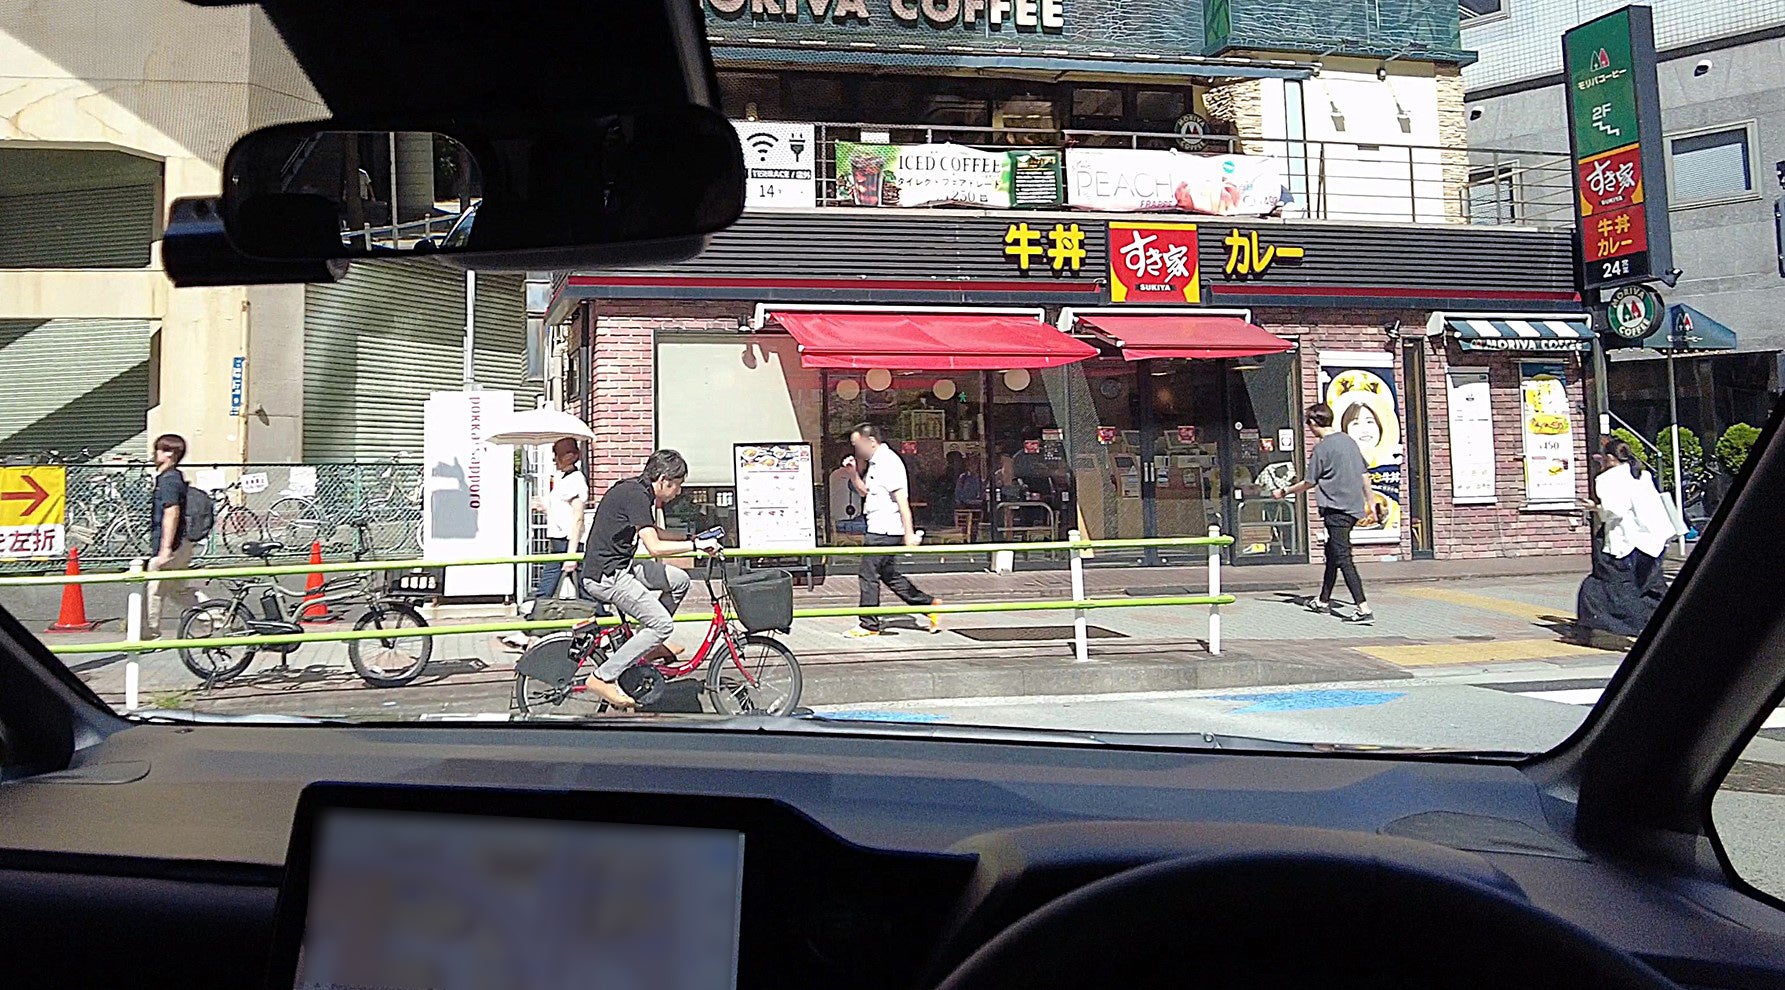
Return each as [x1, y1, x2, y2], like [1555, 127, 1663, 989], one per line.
[485, 408, 595, 446]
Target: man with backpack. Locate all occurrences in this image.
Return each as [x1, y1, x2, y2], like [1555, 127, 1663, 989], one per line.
[144, 433, 209, 638]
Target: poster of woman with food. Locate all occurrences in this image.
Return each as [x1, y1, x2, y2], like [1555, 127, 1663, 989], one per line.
[1519, 362, 1577, 506]
[1318, 353, 1404, 545]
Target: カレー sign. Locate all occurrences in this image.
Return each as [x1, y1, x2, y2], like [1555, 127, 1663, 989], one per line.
[1221, 229, 1304, 278]
[0, 466, 65, 559]
[1563, 6, 1672, 291]
[1108, 222, 1200, 303]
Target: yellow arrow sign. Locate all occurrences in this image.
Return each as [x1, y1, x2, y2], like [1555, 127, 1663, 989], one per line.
[0, 467, 66, 526]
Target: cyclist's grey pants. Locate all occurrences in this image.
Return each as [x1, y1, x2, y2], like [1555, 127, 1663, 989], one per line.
[581, 560, 691, 682]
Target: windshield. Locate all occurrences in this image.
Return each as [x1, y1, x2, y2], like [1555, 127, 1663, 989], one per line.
[0, 1, 1775, 758]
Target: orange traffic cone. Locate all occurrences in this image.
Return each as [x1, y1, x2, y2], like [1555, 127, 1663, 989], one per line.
[300, 541, 329, 622]
[43, 547, 91, 633]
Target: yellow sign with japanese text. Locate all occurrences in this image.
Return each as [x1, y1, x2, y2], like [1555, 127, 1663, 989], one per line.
[0, 466, 67, 558]
[1003, 222, 1088, 274]
[0, 466, 65, 527]
[1221, 229, 1305, 279]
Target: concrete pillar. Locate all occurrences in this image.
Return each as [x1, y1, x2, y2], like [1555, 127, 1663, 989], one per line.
[395, 132, 436, 225]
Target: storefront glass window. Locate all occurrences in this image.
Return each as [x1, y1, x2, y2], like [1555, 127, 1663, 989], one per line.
[822, 371, 987, 546]
[1229, 351, 1306, 559]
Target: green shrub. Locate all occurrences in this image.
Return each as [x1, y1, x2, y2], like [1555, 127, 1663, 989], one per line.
[1654, 425, 1712, 489]
[1714, 423, 1761, 475]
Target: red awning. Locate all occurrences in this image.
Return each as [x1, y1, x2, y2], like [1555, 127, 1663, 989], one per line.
[770, 311, 1098, 371]
[1076, 314, 1294, 361]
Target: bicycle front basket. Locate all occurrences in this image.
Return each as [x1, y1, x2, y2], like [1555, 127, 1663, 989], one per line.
[727, 565, 793, 633]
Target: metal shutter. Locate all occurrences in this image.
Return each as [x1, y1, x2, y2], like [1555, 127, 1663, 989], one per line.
[303, 262, 534, 460]
[0, 318, 152, 459]
[0, 185, 156, 268]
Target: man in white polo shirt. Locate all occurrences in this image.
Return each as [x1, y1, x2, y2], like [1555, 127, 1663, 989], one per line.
[840, 422, 940, 638]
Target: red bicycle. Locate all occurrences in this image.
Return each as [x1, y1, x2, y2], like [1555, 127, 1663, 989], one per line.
[511, 551, 802, 717]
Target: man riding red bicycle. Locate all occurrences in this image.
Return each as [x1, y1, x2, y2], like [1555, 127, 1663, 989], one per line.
[576, 449, 720, 710]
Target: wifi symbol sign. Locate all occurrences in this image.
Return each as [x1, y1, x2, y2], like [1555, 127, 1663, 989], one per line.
[746, 132, 779, 163]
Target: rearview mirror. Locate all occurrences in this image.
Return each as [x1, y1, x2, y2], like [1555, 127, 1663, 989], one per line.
[220, 107, 745, 260]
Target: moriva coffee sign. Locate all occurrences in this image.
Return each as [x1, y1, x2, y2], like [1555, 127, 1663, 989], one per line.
[1562, 5, 1672, 292]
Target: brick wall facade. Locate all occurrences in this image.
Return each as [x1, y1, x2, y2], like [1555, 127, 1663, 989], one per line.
[1261, 308, 1591, 562]
[580, 300, 752, 500]
[1424, 343, 1592, 560]
[574, 298, 1591, 562]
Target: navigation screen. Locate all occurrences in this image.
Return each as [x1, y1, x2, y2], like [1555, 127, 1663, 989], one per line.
[293, 809, 745, 990]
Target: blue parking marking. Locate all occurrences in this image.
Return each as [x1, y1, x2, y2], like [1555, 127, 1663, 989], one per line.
[1211, 689, 1406, 714]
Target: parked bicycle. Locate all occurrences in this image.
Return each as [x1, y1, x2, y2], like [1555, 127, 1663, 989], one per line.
[266, 454, 421, 556]
[66, 469, 150, 560]
[190, 480, 273, 562]
[177, 519, 434, 688]
[511, 543, 801, 717]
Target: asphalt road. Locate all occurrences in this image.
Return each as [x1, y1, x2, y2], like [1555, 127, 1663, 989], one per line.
[821, 666, 1785, 902]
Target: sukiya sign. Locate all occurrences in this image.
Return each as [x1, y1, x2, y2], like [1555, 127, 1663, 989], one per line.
[706, 0, 1065, 32]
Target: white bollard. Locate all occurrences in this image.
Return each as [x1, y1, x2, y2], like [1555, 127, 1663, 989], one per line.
[125, 558, 145, 713]
[125, 558, 145, 643]
[1207, 525, 1222, 656]
[1068, 529, 1089, 663]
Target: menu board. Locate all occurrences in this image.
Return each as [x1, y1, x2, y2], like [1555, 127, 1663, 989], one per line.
[1519, 362, 1577, 507]
[1012, 149, 1064, 208]
[1446, 370, 1496, 504]
[734, 443, 817, 551]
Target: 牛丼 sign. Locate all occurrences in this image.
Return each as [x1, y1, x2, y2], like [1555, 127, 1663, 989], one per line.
[1002, 222, 1086, 274]
[1562, 6, 1672, 292]
[1108, 222, 1200, 303]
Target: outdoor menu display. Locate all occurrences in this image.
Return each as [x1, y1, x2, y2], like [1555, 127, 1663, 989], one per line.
[1446, 370, 1497, 504]
[1318, 352, 1403, 546]
[1519, 362, 1578, 507]
[836, 142, 1011, 208]
[734, 443, 818, 551]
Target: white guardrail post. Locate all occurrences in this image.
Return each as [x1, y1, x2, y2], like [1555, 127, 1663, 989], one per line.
[1068, 529, 1089, 663]
[124, 558, 144, 712]
[1207, 525, 1222, 656]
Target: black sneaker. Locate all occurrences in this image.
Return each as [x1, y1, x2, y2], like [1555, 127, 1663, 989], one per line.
[1344, 610, 1376, 624]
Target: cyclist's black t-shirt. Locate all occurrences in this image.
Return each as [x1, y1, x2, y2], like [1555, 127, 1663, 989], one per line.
[582, 478, 657, 578]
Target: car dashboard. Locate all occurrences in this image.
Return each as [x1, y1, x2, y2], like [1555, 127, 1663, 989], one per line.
[2, 722, 1785, 990]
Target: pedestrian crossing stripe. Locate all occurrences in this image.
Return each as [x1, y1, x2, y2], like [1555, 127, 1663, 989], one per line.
[1394, 586, 1574, 624]
[1360, 638, 1608, 667]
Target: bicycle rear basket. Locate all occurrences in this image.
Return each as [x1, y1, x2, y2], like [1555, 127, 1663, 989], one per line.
[727, 564, 793, 633]
[385, 567, 444, 599]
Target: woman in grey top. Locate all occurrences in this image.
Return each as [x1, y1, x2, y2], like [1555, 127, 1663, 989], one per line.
[1272, 403, 1374, 623]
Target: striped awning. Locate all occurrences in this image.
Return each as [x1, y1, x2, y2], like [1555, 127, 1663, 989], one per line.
[1445, 315, 1595, 352]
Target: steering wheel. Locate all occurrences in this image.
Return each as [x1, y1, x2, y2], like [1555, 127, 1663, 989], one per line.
[934, 850, 1681, 990]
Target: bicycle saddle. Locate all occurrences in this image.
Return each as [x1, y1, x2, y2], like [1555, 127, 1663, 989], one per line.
[242, 541, 284, 559]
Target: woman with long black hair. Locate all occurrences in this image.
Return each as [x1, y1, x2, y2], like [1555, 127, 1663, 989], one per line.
[1576, 441, 1683, 640]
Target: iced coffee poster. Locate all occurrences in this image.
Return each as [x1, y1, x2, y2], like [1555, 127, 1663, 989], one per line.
[834, 141, 1012, 208]
[1519, 362, 1577, 507]
[1318, 352, 1403, 546]
[734, 443, 818, 551]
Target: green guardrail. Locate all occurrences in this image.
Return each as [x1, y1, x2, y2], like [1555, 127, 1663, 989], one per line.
[44, 595, 1234, 656]
[0, 535, 1233, 587]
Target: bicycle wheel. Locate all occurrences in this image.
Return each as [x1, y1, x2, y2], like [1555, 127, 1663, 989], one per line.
[217, 505, 265, 557]
[706, 633, 801, 716]
[178, 600, 257, 682]
[347, 601, 432, 687]
[267, 496, 325, 549]
[512, 631, 609, 717]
